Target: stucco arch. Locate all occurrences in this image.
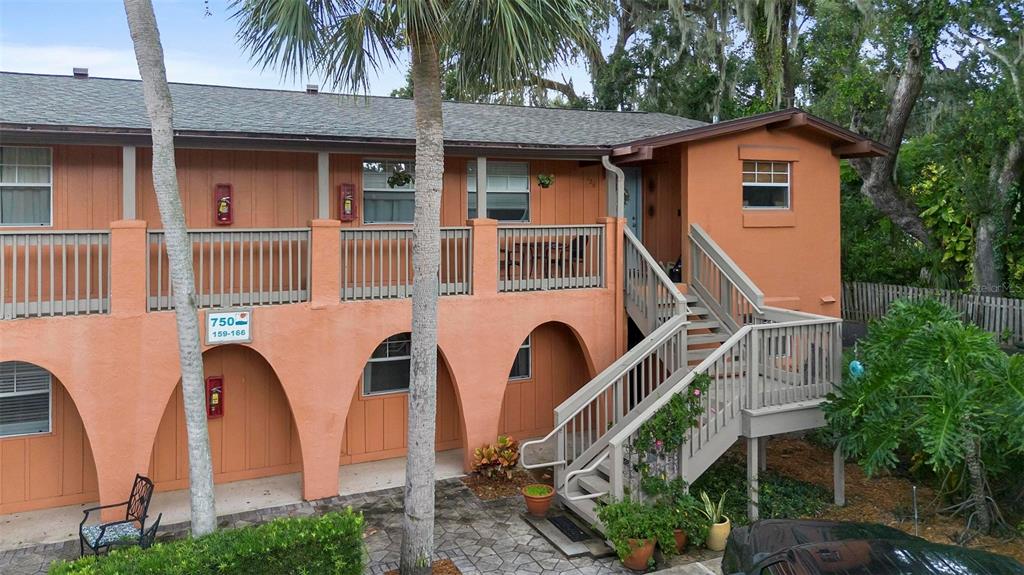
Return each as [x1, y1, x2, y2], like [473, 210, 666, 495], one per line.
[146, 344, 303, 492]
[0, 359, 100, 514]
[337, 331, 466, 469]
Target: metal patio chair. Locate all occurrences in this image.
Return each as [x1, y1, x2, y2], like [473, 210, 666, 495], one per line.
[79, 474, 161, 556]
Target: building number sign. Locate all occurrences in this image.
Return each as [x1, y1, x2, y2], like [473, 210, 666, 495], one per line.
[206, 308, 253, 344]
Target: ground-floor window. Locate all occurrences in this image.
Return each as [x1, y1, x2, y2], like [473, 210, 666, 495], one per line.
[0, 361, 51, 437]
[363, 333, 412, 395]
[509, 335, 531, 380]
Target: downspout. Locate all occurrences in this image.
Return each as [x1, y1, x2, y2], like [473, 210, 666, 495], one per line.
[602, 155, 625, 218]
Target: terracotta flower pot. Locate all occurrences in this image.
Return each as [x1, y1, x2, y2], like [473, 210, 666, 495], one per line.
[673, 528, 688, 553]
[706, 516, 731, 551]
[521, 484, 554, 517]
[622, 537, 657, 571]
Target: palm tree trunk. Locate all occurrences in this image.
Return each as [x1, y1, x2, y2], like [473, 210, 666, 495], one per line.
[963, 435, 991, 533]
[401, 29, 444, 575]
[123, 0, 217, 536]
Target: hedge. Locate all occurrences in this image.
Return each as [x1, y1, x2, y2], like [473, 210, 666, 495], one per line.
[49, 509, 365, 575]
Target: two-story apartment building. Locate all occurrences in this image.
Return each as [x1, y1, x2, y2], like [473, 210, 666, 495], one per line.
[0, 71, 883, 522]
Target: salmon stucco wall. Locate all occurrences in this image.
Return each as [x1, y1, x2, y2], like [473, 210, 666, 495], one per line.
[685, 127, 842, 317]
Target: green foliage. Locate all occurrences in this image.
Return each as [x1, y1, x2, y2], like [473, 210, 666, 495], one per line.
[690, 455, 830, 525]
[522, 484, 553, 497]
[595, 498, 675, 563]
[49, 510, 365, 575]
[914, 163, 974, 284]
[697, 490, 728, 524]
[472, 435, 520, 480]
[632, 374, 710, 457]
[823, 299, 1024, 528]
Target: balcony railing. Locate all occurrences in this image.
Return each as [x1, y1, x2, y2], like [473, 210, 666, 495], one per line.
[497, 225, 604, 292]
[147, 228, 310, 310]
[0, 231, 110, 319]
[340, 227, 472, 300]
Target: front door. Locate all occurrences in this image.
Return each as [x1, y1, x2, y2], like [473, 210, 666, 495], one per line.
[623, 167, 643, 237]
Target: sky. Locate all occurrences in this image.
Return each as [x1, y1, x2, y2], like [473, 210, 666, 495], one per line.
[0, 0, 594, 98]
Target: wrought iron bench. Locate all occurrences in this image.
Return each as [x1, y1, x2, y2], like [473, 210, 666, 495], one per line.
[79, 474, 161, 556]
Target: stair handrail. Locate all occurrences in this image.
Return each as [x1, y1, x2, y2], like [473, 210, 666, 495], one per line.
[563, 452, 611, 501]
[521, 314, 690, 469]
[624, 226, 687, 333]
[689, 223, 764, 331]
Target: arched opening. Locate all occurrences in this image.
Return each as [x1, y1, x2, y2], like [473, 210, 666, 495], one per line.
[0, 361, 99, 514]
[340, 333, 463, 465]
[148, 345, 302, 491]
[498, 321, 591, 440]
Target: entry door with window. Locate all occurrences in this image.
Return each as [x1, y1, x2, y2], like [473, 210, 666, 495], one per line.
[623, 167, 643, 236]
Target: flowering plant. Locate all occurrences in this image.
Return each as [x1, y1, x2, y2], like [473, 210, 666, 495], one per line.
[631, 373, 710, 455]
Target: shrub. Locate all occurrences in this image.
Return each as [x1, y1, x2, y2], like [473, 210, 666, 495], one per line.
[596, 498, 674, 563]
[49, 509, 365, 575]
[472, 435, 520, 479]
[522, 484, 553, 497]
[691, 456, 829, 526]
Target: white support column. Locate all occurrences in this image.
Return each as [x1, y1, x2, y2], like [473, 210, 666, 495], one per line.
[317, 152, 330, 219]
[475, 157, 487, 218]
[758, 435, 767, 472]
[747, 436, 760, 521]
[833, 446, 846, 506]
[122, 145, 136, 219]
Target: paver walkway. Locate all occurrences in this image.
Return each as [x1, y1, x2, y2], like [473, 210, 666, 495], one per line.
[1, 478, 722, 575]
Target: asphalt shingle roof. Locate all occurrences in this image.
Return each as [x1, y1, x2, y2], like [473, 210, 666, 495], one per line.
[0, 72, 706, 149]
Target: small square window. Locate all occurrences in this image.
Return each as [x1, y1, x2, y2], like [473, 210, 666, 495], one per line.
[742, 161, 790, 209]
[509, 335, 532, 380]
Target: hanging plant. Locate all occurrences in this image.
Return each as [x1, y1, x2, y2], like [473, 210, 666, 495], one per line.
[387, 168, 414, 188]
[537, 173, 554, 188]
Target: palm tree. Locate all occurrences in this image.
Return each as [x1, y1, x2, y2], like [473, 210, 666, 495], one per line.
[123, 0, 217, 536]
[231, 1, 596, 571]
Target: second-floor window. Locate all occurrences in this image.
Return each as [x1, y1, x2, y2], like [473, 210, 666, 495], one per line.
[363, 333, 412, 396]
[468, 161, 530, 222]
[363, 160, 415, 224]
[0, 361, 52, 437]
[742, 161, 790, 209]
[0, 146, 52, 226]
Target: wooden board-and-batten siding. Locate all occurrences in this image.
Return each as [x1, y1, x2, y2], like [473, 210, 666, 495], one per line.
[842, 281, 1024, 343]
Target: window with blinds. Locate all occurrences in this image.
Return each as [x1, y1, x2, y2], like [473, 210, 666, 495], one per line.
[508, 335, 532, 380]
[0, 146, 52, 226]
[468, 161, 530, 222]
[363, 160, 415, 224]
[363, 333, 412, 396]
[0, 361, 52, 437]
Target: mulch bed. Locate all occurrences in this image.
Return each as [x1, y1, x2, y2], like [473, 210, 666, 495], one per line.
[764, 437, 1024, 563]
[385, 559, 461, 575]
[461, 467, 553, 501]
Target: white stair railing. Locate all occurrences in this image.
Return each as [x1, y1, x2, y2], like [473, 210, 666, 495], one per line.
[624, 226, 686, 334]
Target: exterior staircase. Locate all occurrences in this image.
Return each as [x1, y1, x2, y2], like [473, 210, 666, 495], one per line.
[522, 224, 843, 530]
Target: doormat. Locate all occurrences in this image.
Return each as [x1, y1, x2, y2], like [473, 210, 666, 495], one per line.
[547, 515, 590, 542]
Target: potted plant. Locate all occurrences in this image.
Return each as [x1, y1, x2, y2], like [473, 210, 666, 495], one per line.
[521, 483, 555, 517]
[386, 167, 413, 188]
[596, 498, 673, 571]
[537, 173, 554, 188]
[668, 491, 706, 553]
[697, 490, 730, 551]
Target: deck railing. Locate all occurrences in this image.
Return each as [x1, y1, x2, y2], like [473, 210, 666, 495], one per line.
[339, 227, 472, 300]
[147, 228, 310, 310]
[497, 225, 604, 292]
[0, 231, 110, 319]
[624, 226, 687, 334]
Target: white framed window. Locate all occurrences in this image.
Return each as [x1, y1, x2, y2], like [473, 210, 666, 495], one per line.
[0, 361, 52, 437]
[468, 161, 530, 222]
[363, 160, 415, 224]
[509, 335, 532, 380]
[0, 146, 52, 226]
[363, 333, 412, 396]
[742, 161, 790, 209]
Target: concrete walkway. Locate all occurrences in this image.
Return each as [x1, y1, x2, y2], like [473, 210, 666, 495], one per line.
[0, 449, 464, 552]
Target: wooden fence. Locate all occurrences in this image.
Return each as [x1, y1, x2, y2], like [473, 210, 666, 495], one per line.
[842, 281, 1024, 343]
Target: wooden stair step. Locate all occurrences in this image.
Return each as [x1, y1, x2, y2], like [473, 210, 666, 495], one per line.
[687, 320, 721, 331]
[688, 332, 729, 345]
[577, 475, 610, 496]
